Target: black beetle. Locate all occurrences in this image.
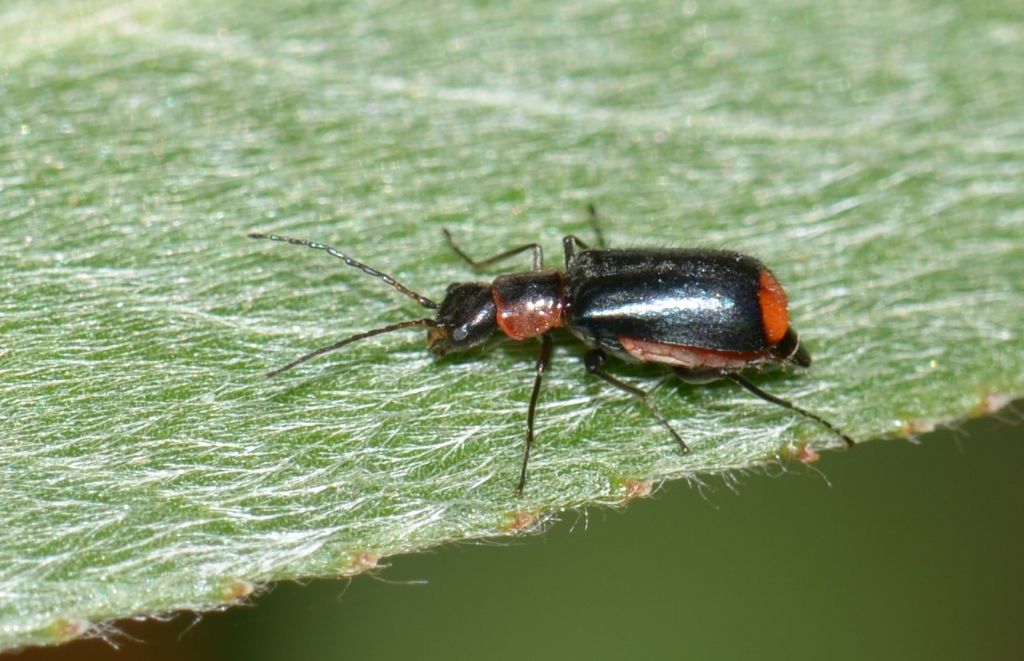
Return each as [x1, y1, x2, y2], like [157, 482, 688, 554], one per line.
[250, 208, 854, 493]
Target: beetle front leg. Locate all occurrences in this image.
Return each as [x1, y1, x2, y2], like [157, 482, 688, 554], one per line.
[516, 333, 554, 494]
[443, 229, 544, 271]
[583, 350, 691, 455]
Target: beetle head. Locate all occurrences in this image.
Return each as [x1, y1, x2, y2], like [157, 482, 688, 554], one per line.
[427, 282, 497, 355]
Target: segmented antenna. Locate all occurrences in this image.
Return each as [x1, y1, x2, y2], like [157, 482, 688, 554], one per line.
[248, 232, 438, 309]
[266, 318, 437, 377]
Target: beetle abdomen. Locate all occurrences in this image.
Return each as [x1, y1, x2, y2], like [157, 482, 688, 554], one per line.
[618, 337, 769, 369]
[566, 249, 787, 355]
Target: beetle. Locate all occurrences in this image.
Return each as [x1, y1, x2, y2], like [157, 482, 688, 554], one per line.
[249, 207, 854, 493]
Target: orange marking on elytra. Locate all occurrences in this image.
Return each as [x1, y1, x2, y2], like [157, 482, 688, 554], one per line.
[758, 270, 789, 345]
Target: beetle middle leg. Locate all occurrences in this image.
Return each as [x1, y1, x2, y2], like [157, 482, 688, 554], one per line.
[562, 204, 609, 267]
[586, 203, 607, 248]
[517, 333, 554, 494]
[583, 350, 691, 454]
[562, 235, 589, 267]
[443, 229, 544, 271]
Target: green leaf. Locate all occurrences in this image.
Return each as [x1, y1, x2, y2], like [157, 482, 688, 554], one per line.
[2, 0, 1021, 650]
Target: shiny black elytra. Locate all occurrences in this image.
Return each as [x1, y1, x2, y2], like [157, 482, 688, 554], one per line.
[249, 208, 854, 493]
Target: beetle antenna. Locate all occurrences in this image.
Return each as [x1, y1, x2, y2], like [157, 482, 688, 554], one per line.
[266, 318, 437, 377]
[727, 373, 855, 447]
[249, 232, 439, 309]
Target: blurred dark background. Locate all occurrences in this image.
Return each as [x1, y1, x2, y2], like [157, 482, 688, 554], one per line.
[14, 402, 1022, 661]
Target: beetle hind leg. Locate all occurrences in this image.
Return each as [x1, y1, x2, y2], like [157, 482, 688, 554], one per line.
[727, 373, 855, 447]
[584, 350, 691, 455]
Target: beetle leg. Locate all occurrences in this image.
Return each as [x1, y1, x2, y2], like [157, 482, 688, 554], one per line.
[583, 350, 691, 455]
[727, 373, 855, 447]
[517, 333, 554, 494]
[442, 228, 544, 271]
[562, 235, 589, 268]
[586, 203, 607, 248]
[563, 205, 608, 266]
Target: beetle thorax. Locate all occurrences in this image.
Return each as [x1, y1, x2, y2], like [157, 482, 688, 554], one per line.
[491, 270, 566, 340]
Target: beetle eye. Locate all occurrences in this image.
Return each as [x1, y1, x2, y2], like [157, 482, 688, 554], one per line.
[453, 327, 469, 342]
